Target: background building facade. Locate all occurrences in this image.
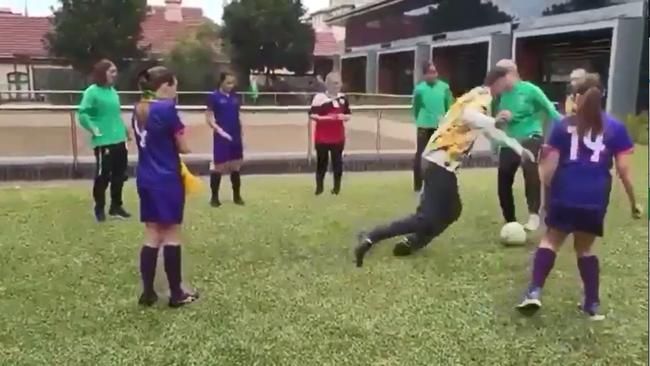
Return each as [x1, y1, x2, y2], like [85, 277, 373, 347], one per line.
[329, 0, 647, 116]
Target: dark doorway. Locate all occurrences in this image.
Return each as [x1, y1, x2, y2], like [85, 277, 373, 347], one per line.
[341, 56, 367, 93]
[432, 42, 489, 97]
[515, 28, 613, 107]
[378, 50, 415, 95]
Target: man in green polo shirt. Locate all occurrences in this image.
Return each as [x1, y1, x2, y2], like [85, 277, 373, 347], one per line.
[493, 59, 562, 231]
[412, 62, 453, 192]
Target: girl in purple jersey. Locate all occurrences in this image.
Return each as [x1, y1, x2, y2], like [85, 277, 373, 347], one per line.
[516, 74, 642, 320]
[206, 72, 245, 207]
[133, 66, 198, 308]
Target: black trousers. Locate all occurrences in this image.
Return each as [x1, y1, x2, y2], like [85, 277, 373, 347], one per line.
[93, 142, 128, 210]
[413, 127, 436, 191]
[315, 142, 344, 190]
[368, 162, 462, 249]
[497, 136, 543, 222]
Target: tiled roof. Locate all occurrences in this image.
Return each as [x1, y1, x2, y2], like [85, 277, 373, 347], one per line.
[314, 31, 341, 57]
[0, 6, 208, 59]
[0, 15, 50, 58]
[142, 6, 207, 55]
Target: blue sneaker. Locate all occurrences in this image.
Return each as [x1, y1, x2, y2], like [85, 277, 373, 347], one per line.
[516, 286, 542, 315]
[578, 302, 605, 321]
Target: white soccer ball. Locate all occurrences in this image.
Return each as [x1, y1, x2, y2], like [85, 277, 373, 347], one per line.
[500, 222, 527, 246]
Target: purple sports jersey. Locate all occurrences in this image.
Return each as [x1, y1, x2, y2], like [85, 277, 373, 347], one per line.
[207, 90, 243, 164]
[546, 114, 633, 211]
[132, 99, 186, 225]
[132, 99, 185, 187]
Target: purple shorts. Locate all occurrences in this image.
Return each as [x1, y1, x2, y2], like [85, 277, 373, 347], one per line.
[545, 204, 605, 237]
[213, 138, 243, 165]
[137, 184, 185, 225]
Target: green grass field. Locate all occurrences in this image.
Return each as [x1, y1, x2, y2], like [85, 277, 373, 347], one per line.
[0, 149, 647, 365]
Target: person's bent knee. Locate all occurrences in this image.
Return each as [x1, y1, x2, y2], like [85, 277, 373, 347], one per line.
[160, 224, 182, 245]
[574, 247, 594, 257]
[539, 228, 567, 252]
[573, 231, 597, 257]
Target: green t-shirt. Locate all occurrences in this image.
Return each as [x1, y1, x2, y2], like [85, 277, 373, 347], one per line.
[493, 80, 561, 140]
[412, 80, 453, 129]
[77, 84, 127, 148]
[249, 80, 259, 100]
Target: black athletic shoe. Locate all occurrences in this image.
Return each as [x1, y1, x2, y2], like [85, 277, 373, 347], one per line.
[354, 232, 372, 268]
[234, 197, 245, 206]
[393, 238, 415, 257]
[315, 185, 324, 196]
[210, 199, 221, 208]
[331, 187, 340, 195]
[138, 292, 159, 307]
[169, 291, 200, 308]
[95, 208, 106, 223]
[109, 206, 131, 219]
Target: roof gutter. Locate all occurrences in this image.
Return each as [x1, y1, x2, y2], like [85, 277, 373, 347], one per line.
[326, 0, 403, 26]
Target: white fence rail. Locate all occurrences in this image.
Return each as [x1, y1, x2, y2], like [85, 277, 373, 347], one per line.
[0, 104, 412, 168]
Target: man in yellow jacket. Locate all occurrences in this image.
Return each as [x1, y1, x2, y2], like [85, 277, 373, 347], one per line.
[354, 67, 535, 267]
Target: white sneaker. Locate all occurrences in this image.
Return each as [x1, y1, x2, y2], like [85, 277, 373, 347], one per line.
[524, 214, 540, 232]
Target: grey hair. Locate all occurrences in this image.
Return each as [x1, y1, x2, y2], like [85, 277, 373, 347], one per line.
[495, 59, 517, 73]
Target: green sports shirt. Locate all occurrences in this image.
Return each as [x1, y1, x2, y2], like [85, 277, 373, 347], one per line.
[412, 80, 453, 129]
[77, 84, 128, 148]
[493, 80, 561, 140]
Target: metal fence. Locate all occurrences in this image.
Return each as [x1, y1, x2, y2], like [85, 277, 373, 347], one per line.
[0, 90, 413, 107]
[0, 104, 416, 169]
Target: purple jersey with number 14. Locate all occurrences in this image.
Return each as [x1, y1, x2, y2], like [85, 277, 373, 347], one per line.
[546, 114, 633, 211]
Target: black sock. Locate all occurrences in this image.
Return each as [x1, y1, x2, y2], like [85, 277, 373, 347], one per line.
[333, 174, 341, 193]
[139, 245, 158, 295]
[230, 171, 241, 200]
[210, 173, 221, 202]
[163, 245, 183, 298]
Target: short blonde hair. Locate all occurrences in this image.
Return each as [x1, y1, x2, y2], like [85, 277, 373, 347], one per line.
[325, 72, 341, 84]
[495, 59, 517, 72]
[570, 68, 587, 80]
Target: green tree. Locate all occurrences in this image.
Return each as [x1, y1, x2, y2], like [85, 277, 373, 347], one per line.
[222, 0, 315, 77]
[44, 0, 148, 74]
[164, 21, 225, 95]
[425, 0, 512, 35]
[542, 0, 614, 15]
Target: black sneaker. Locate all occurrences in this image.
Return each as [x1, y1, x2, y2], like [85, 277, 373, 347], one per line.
[393, 238, 415, 257]
[315, 185, 324, 196]
[95, 208, 106, 223]
[169, 291, 200, 308]
[109, 206, 131, 219]
[138, 292, 159, 307]
[234, 196, 245, 206]
[210, 199, 221, 208]
[354, 232, 373, 268]
[331, 187, 340, 195]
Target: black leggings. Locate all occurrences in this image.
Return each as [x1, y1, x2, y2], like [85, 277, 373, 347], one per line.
[413, 127, 436, 191]
[93, 142, 128, 210]
[498, 136, 543, 222]
[315, 143, 344, 190]
[368, 162, 462, 249]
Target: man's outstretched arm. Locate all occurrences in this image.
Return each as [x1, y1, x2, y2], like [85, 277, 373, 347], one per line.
[462, 108, 535, 162]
